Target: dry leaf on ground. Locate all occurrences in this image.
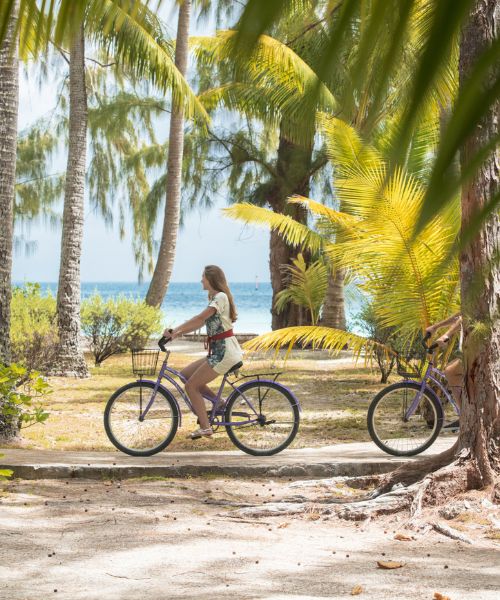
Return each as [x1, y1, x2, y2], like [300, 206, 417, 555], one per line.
[277, 522, 289, 529]
[351, 584, 363, 595]
[376, 560, 405, 569]
[394, 533, 413, 541]
[433, 593, 451, 600]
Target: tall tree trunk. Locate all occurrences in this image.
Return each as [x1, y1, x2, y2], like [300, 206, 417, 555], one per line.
[458, 0, 500, 485]
[269, 126, 313, 330]
[53, 23, 89, 377]
[145, 0, 191, 307]
[320, 268, 346, 329]
[0, 1, 19, 439]
[0, 1, 18, 366]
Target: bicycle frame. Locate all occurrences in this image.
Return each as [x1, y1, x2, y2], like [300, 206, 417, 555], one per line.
[402, 360, 460, 421]
[138, 355, 301, 427]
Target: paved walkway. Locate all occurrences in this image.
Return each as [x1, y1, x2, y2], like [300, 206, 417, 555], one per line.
[0, 438, 456, 480]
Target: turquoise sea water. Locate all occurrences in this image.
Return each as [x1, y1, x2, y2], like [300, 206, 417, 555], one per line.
[17, 281, 361, 335]
[25, 281, 274, 335]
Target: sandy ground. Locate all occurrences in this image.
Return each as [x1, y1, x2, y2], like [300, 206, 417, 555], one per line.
[1, 477, 499, 600]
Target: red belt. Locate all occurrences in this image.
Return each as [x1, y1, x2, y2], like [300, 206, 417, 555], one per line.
[205, 329, 234, 354]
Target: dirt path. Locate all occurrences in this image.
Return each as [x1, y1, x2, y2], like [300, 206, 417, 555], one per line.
[0, 477, 498, 600]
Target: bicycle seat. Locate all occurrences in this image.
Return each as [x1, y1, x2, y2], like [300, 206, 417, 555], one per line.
[226, 361, 243, 376]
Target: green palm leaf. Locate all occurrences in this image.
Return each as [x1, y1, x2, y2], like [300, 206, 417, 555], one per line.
[243, 325, 393, 363]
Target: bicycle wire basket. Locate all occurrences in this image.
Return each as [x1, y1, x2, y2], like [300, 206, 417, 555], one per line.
[395, 344, 426, 379]
[131, 348, 160, 376]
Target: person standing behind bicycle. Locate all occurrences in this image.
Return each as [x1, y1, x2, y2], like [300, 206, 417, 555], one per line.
[425, 312, 463, 430]
[162, 265, 243, 440]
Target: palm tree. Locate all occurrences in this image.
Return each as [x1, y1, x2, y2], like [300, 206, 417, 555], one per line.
[145, 0, 191, 308]
[0, 1, 19, 365]
[191, 0, 456, 329]
[50, 0, 206, 376]
[452, 0, 499, 492]
[53, 22, 89, 376]
[225, 116, 460, 356]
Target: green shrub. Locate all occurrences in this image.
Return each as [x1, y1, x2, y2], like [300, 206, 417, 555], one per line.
[81, 294, 162, 366]
[0, 362, 50, 441]
[10, 283, 59, 374]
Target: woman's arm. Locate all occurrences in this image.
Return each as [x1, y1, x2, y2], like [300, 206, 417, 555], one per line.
[426, 312, 461, 336]
[163, 307, 216, 338]
[436, 315, 462, 348]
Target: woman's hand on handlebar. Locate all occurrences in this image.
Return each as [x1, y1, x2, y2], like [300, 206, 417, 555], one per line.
[436, 334, 450, 349]
[158, 328, 177, 351]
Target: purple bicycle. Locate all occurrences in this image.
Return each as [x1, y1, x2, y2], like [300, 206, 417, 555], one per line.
[367, 333, 460, 456]
[104, 336, 301, 457]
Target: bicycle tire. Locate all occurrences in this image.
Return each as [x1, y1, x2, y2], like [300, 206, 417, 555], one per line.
[224, 380, 300, 456]
[104, 381, 179, 457]
[367, 381, 443, 457]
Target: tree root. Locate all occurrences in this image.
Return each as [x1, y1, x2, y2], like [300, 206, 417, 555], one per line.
[374, 442, 459, 496]
[432, 522, 473, 544]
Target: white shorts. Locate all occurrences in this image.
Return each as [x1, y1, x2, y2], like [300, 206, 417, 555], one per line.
[207, 336, 243, 375]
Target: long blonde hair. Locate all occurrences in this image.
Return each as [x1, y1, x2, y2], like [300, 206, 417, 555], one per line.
[204, 265, 238, 322]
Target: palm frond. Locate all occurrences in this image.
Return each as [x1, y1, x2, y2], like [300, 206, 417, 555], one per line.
[242, 325, 393, 363]
[275, 254, 328, 325]
[223, 203, 325, 254]
[86, 0, 207, 122]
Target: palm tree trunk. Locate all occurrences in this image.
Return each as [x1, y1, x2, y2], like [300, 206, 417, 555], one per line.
[0, 1, 18, 367]
[457, 0, 500, 486]
[269, 125, 313, 329]
[145, 0, 191, 307]
[320, 268, 346, 329]
[53, 23, 89, 377]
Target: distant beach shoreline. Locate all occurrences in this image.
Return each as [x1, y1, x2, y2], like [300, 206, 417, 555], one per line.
[14, 280, 361, 336]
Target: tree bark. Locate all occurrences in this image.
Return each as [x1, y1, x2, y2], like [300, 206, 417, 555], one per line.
[0, 2, 18, 366]
[320, 268, 346, 330]
[458, 0, 500, 485]
[145, 0, 191, 308]
[0, 2, 19, 439]
[53, 23, 89, 377]
[268, 126, 314, 330]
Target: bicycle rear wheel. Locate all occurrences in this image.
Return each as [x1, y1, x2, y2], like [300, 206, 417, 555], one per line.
[104, 381, 179, 456]
[367, 381, 443, 456]
[224, 381, 300, 456]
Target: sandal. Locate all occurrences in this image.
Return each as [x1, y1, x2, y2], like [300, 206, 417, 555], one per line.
[188, 427, 214, 440]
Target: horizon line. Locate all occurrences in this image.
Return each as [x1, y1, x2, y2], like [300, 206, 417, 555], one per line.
[13, 280, 272, 285]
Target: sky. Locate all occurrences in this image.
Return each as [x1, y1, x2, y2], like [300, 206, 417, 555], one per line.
[12, 2, 271, 284]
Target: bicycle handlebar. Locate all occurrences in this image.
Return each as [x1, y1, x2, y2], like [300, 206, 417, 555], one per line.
[421, 331, 439, 353]
[158, 330, 173, 352]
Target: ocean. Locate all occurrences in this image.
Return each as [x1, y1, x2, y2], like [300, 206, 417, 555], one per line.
[18, 281, 361, 335]
[27, 281, 274, 335]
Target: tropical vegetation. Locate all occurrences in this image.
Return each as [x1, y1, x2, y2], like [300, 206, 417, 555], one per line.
[0, 1, 498, 505]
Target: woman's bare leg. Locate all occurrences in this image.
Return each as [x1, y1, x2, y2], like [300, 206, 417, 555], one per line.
[181, 358, 216, 399]
[444, 358, 464, 408]
[185, 361, 219, 430]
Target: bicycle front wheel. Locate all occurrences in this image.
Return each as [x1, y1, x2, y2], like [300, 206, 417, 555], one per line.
[224, 381, 300, 456]
[367, 381, 443, 456]
[104, 381, 179, 456]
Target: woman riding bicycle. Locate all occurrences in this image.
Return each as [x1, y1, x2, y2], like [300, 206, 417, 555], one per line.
[162, 265, 243, 440]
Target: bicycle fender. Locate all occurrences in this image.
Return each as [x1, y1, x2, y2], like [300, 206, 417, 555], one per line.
[230, 379, 302, 412]
[136, 379, 183, 426]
